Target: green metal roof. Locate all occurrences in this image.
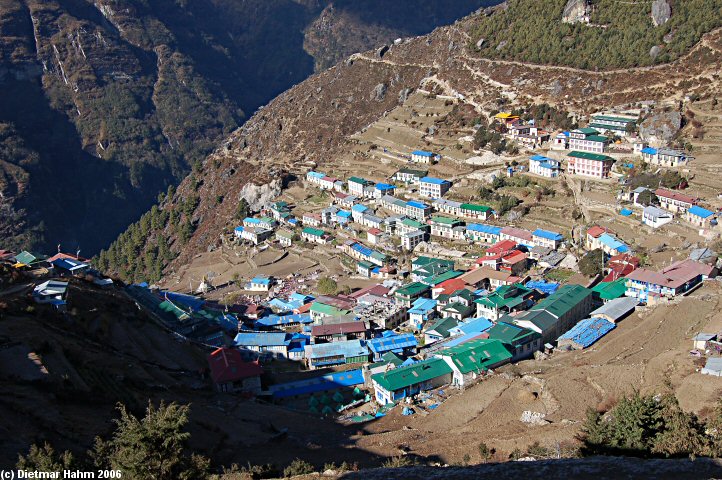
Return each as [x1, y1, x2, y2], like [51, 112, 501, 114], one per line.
[591, 115, 636, 124]
[395, 282, 430, 298]
[530, 284, 592, 319]
[372, 358, 452, 392]
[421, 270, 464, 286]
[276, 230, 294, 239]
[460, 203, 491, 212]
[358, 260, 375, 269]
[442, 302, 475, 316]
[413, 256, 453, 268]
[426, 317, 459, 337]
[348, 176, 371, 185]
[431, 215, 462, 226]
[402, 218, 424, 229]
[14, 251, 40, 265]
[591, 278, 627, 300]
[476, 284, 533, 309]
[380, 351, 404, 367]
[397, 168, 428, 176]
[310, 302, 350, 316]
[576, 127, 600, 135]
[585, 135, 609, 143]
[302, 227, 326, 236]
[568, 151, 614, 162]
[440, 339, 512, 374]
[487, 321, 539, 346]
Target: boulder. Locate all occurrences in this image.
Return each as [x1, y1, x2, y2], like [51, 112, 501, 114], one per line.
[476, 38, 485, 49]
[562, 0, 590, 23]
[639, 110, 682, 146]
[376, 45, 389, 58]
[651, 0, 672, 26]
[372, 83, 387, 101]
[649, 45, 662, 59]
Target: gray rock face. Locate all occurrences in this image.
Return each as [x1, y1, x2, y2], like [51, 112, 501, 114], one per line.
[649, 45, 662, 59]
[372, 83, 387, 101]
[476, 38, 485, 48]
[239, 179, 282, 212]
[639, 110, 682, 146]
[398, 87, 413, 103]
[550, 79, 564, 96]
[376, 45, 389, 58]
[496, 40, 508, 51]
[651, 0, 672, 26]
[562, 0, 590, 23]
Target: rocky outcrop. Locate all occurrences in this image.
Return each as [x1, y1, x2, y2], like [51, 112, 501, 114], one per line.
[239, 179, 283, 212]
[651, 0, 672, 26]
[562, 0, 591, 23]
[639, 110, 682, 146]
[372, 83, 388, 101]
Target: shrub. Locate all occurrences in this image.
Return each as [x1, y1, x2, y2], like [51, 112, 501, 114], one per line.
[282, 458, 314, 477]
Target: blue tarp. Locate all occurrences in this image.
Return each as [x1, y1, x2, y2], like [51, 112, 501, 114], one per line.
[619, 208, 633, 216]
[526, 280, 560, 295]
[269, 369, 364, 398]
[557, 317, 616, 348]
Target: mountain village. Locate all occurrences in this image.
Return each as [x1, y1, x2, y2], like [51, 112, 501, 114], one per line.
[4, 101, 722, 424]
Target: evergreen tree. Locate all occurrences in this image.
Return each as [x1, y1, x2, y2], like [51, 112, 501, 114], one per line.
[90, 402, 209, 480]
[17, 443, 74, 473]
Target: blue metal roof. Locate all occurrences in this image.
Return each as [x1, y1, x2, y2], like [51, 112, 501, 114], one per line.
[420, 177, 450, 185]
[467, 223, 502, 235]
[290, 292, 314, 303]
[598, 233, 629, 253]
[337, 210, 352, 218]
[530, 155, 550, 161]
[51, 258, 88, 271]
[251, 277, 271, 285]
[234, 332, 291, 347]
[351, 204, 368, 212]
[244, 217, 261, 224]
[368, 333, 418, 354]
[406, 201, 428, 209]
[408, 298, 437, 314]
[352, 243, 373, 256]
[234, 226, 244, 232]
[376, 183, 395, 190]
[269, 369, 364, 398]
[412, 150, 433, 156]
[307, 339, 369, 359]
[256, 313, 312, 327]
[641, 147, 657, 155]
[557, 317, 616, 348]
[688, 205, 714, 218]
[532, 229, 563, 241]
[457, 317, 493, 335]
[307, 171, 325, 178]
[443, 331, 486, 348]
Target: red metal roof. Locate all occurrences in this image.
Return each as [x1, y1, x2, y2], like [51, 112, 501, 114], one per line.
[368, 228, 383, 235]
[486, 239, 518, 256]
[655, 188, 696, 205]
[435, 278, 468, 295]
[207, 348, 263, 384]
[502, 251, 528, 264]
[311, 321, 368, 337]
[625, 259, 713, 289]
[587, 226, 607, 238]
[500, 227, 533, 241]
[349, 284, 391, 299]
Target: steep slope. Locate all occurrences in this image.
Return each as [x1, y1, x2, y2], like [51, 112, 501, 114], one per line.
[97, 3, 722, 282]
[0, 0, 495, 254]
[0, 270, 383, 468]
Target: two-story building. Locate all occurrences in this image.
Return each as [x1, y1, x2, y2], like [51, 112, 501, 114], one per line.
[419, 177, 452, 198]
[568, 128, 609, 153]
[567, 151, 615, 179]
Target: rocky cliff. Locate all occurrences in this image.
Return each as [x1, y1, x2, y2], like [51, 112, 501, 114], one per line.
[0, 0, 496, 254]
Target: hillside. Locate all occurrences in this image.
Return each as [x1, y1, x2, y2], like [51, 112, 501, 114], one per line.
[0, 0, 495, 254]
[0, 269, 389, 469]
[96, 3, 722, 283]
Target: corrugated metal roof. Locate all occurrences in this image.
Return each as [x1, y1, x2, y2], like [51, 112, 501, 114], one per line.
[557, 317, 616, 348]
[368, 333, 418, 353]
[590, 297, 639, 321]
[307, 339, 369, 359]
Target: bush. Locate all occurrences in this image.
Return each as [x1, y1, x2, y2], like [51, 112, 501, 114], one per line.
[382, 456, 417, 468]
[317, 277, 338, 295]
[579, 249, 604, 277]
[282, 459, 314, 477]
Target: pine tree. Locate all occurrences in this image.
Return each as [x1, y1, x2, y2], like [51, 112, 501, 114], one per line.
[90, 402, 209, 480]
[17, 443, 74, 472]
